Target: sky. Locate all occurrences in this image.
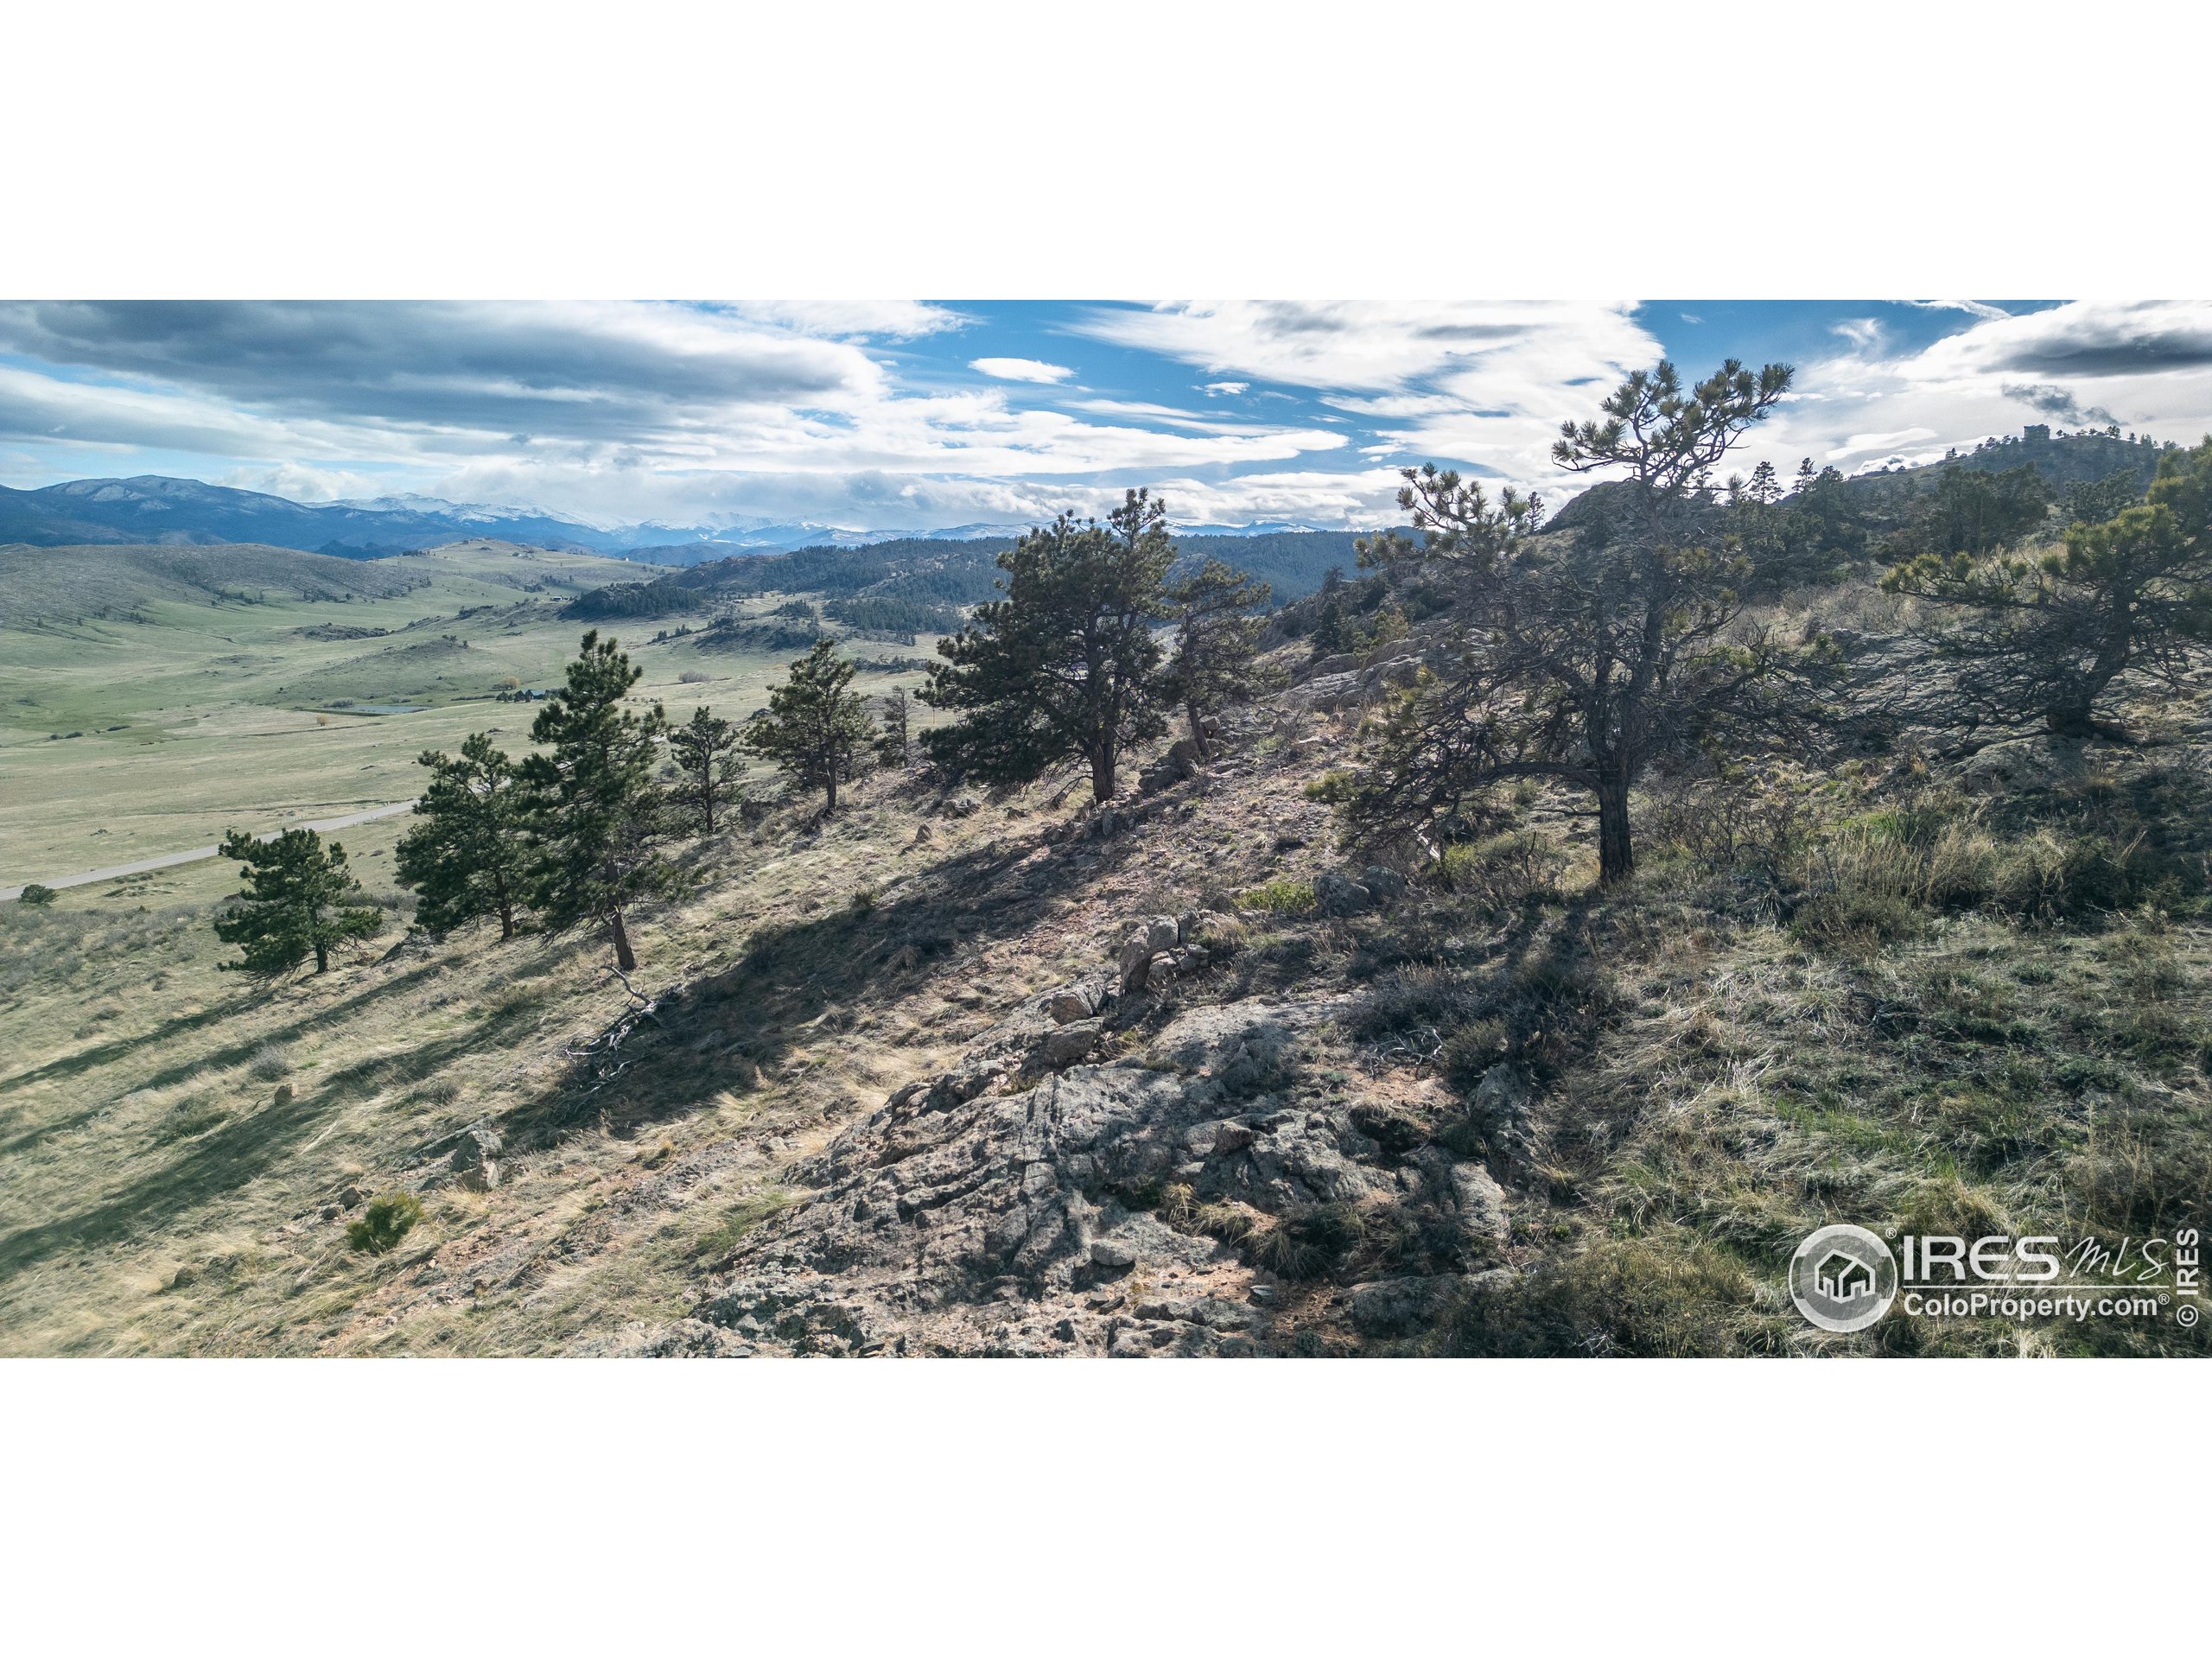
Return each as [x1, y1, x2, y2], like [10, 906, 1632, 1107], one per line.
[2, 299, 2209, 533]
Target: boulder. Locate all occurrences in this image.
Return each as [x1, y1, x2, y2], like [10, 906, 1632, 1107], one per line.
[1313, 871, 1372, 916]
[1359, 865, 1408, 903]
[1042, 1020, 1104, 1068]
[1044, 987, 1096, 1025]
[448, 1126, 503, 1192]
[1281, 671, 1363, 715]
[1348, 1274, 1466, 1338]
[1470, 1063, 1532, 1154]
[1119, 915, 1181, 995]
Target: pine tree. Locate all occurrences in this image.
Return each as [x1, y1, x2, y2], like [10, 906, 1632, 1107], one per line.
[1884, 437, 2212, 736]
[1352, 359, 1821, 884]
[875, 684, 913, 772]
[1165, 556, 1274, 756]
[667, 705, 741, 835]
[519, 631, 678, 972]
[396, 734, 530, 939]
[921, 489, 1174, 803]
[213, 827, 383, 976]
[745, 637, 876, 812]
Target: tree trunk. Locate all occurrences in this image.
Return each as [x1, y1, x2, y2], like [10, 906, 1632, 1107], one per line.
[608, 906, 638, 972]
[1186, 700, 1210, 760]
[823, 772, 838, 813]
[313, 939, 329, 974]
[493, 871, 516, 940]
[2044, 699, 2095, 739]
[1090, 748, 1116, 804]
[1597, 780, 1634, 886]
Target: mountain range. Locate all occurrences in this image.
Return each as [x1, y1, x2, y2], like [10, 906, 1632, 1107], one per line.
[0, 475, 1353, 565]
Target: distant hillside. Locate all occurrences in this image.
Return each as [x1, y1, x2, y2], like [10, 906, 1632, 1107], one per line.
[0, 473, 1372, 567]
[0, 476, 646, 557]
[567, 531, 1376, 623]
[0, 543, 429, 629]
[1546, 425, 2174, 537]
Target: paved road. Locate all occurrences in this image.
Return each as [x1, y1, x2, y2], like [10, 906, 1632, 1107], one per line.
[2, 799, 418, 902]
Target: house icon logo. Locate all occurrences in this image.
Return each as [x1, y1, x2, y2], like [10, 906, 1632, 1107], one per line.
[1789, 1224, 1898, 1332]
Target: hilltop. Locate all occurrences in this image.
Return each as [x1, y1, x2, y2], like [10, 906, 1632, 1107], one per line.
[569, 529, 1376, 623]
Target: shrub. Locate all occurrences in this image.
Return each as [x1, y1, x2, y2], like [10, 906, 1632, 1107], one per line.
[17, 884, 57, 906]
[678, 670, 710, 684]
[246, 1044, 294, 1082]
[1791, 885, 1926, 948]
[346, 1192, 424, 1255]
[151, 1098, 232, 1145]
[1302, 769, 1357, 804]
[1796, 808, 2149, 944]
[694, 1192, 791, 1257]
[1436, 832, 1565, 909]
[1246, 1201, 1366, 1279]
[1434, 1232, 1774, 1357]
[1242, 878, 1317, 914]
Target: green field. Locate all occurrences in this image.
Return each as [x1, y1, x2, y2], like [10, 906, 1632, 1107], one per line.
[0, 540, 940, 886]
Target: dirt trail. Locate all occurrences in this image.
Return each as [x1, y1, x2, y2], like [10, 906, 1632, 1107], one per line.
[2, 800, 417, 900]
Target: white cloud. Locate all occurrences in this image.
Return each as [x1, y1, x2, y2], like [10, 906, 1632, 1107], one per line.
[216, 462, 386, 500]
[1905, 300, 2010, 321]
[722, 301, 969, 339]
[969, 356, 1075, 384]
[1700, 301, 2212, 482]
[1072, 301, 1662, 492]
[10, 299, 2212, 535]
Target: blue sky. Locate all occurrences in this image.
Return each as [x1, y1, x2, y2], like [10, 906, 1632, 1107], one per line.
[1, 300, 2206, 532]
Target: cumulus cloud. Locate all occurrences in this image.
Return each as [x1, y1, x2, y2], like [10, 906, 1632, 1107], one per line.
[1072, 301, 1662, 489]
[2000, 382, 2119, 427]
[1673, 300, 2212, 488]
[969, 357, 1075, 384]
[7, 298, 2211, 533]
[215, 462, 388, 500]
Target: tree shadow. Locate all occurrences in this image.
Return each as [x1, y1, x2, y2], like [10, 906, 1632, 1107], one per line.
[494, 830, 1116, 1147]
[1, 958, 457, 1106]
[0, 991, 551, 1286]
[0, 993, 264, 1094]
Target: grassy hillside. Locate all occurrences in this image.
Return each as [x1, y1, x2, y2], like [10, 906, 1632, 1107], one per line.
[569, 531, 1375, 622]
[3, 577, 2207, 1355]
[0, 542, 430, 627]
[0, 540, 918, 886]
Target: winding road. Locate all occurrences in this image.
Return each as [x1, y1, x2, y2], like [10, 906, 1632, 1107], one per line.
[2, 799, 418, 902]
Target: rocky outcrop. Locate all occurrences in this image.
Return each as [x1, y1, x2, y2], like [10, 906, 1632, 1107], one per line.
[689, 989, 1516, 1356]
